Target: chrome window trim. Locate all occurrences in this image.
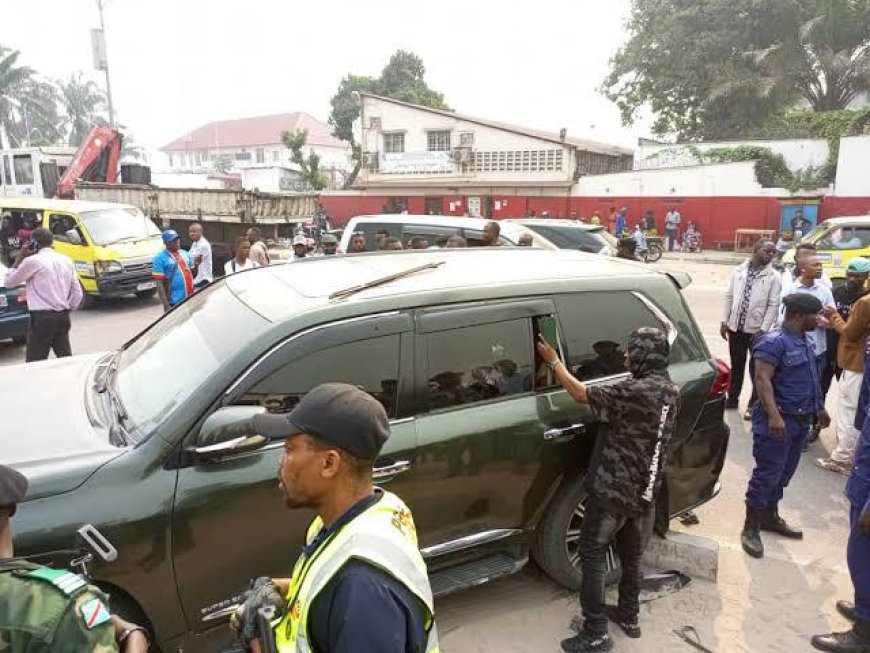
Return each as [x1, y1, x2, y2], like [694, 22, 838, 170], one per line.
[631, 291, 678, 345]
[223, 310, 402, 398]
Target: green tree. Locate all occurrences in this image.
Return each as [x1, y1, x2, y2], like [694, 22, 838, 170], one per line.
[0, 45, 62, 147]
[329, 50, 449, 188]
[282, 128, 327, 190]
[59, 72, 107, 146]
[604, 0, 870, 140]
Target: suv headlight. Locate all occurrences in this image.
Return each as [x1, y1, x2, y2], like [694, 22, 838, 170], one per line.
[95, 260, 124, 275]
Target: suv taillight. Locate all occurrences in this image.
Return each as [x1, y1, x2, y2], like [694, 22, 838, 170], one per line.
[711, 358, 731, 398]
[16, 294, 27, 304]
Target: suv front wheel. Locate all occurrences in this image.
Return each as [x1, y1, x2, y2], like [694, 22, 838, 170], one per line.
[533, 472, 620, 590]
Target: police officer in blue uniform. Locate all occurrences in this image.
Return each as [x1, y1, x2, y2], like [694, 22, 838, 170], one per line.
[741, 293, 831, 558]
[811, 403, 870, 651]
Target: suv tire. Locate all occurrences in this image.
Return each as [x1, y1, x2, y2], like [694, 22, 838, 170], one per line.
[533, 472, 620, 590]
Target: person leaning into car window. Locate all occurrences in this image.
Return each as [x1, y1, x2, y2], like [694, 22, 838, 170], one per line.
[536, 328, 681, 653]
[0, 464, 149, 653]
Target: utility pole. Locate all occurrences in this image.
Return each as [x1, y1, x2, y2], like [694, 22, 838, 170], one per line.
[95, 0, 116, 126]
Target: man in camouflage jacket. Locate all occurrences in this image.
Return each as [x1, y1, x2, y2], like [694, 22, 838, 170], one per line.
[537, 327, 681, 653]
[0, 464, 149, 652]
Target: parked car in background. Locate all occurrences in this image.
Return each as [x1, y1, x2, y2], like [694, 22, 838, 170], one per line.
[781, 216, 870, 284]
[8, 248, 729, 653]
[339, 214, 554, 250]
[505, 218, 617, 256]
[0, 261, 28, 346]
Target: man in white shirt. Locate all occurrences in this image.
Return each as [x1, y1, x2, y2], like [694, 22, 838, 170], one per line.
[665, 208, 682, 252]
[188, 222, 213, 289]
[5, 228, 82, 362]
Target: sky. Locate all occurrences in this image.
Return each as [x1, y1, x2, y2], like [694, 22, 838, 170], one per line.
[2, 0, 650, 155]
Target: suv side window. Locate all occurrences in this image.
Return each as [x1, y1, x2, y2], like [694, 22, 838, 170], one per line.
[820, 226, 870, 250]
[425, 319, 534, 410]
[401, 225, 459, 248]
[354, 222, 397, 250]
[464, 229, 512, 247]
[237, 335, 401, 417]
[555, 292, 669, 381]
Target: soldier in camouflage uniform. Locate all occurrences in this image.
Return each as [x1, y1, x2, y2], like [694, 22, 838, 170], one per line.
[537, 327, 681, 653]
[0, 464, 149, 652]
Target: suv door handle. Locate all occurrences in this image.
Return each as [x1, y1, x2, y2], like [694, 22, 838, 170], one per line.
[543, 423, 585, 443]
[373, 460, 412, 481]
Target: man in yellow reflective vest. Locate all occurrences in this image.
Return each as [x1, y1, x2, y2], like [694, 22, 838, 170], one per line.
[232, 382, 439, 653]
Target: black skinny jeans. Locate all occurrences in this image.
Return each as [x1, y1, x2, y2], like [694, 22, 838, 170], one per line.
[579, 497, 655, 635]
[727, 329, 759, 406]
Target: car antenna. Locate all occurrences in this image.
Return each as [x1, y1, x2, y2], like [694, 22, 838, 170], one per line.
[329, 260, 446, 301]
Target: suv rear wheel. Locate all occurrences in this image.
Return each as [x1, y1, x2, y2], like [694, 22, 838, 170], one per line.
[533, 473, 620, 590]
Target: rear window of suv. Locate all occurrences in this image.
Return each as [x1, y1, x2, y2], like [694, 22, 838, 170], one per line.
[555, 291, 683, 381]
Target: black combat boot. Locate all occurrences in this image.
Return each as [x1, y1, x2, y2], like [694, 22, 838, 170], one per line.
[838, 601, 858, 623]
[759, 504, 804, 539]
[741, 507, 764, 558]
[810, 619, 870, 652]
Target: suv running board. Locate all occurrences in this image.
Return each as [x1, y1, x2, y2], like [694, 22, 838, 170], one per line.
[430, 552, 527, 597]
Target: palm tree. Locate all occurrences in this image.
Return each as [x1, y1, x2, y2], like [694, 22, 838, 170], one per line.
[0, 45, 62, 147]
[712, 0, 870, 112]
[59, 72, 107, 146]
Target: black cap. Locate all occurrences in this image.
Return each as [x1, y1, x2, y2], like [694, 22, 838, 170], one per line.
[0, 464, 27, 509]
[782, 293, 823, 315]
[253, 383, 390, 459]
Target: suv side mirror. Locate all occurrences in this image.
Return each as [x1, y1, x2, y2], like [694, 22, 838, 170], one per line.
[65, 229, 83, 245]
[190, 405, 268, 462]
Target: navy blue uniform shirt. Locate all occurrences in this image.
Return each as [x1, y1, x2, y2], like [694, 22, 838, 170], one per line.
[303, 491, 428, 653]
[751, 326, 822, 435]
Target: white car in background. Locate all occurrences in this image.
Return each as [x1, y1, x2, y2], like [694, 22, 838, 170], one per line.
[338, 215, 556, 251]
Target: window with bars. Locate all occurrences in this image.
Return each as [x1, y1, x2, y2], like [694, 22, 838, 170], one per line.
[472, 149, 564, 173]
[383, 132, 405, 153]
[427, 130, 451, 151]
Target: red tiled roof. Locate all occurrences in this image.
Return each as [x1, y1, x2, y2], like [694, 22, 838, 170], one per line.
[160, 112, 347, 152]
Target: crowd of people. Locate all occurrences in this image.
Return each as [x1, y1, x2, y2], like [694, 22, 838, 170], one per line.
[721, 237, 869, 652]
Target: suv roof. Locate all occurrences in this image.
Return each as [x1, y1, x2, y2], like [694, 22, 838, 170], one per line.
[227, 248, 652, 322]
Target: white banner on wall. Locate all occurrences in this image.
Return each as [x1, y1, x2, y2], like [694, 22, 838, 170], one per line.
[380, 151, 453, 174]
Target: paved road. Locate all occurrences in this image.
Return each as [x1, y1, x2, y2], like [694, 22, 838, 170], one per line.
[1, 258, 855, 652]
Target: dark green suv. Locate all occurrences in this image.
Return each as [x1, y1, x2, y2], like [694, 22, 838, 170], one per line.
[7, 248, 729, 652]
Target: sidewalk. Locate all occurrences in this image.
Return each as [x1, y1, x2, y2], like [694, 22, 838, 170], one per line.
[660, 249, 746, 266]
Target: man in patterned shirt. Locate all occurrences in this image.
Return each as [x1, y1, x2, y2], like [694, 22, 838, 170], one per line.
[721, 240, 781, 413]
[537, 328, 681, 653]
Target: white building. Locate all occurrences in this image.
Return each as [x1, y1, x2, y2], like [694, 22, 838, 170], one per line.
[159, 113, 350, 186]
[636, 137, 830, 173]
[834, 135, 870, 197]
[354, 94, 633, 198]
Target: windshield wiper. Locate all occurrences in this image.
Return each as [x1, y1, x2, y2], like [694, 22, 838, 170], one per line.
[94, 350, 130, 444]
[329, 261, 446, 301]
[95, 350, 121, 393]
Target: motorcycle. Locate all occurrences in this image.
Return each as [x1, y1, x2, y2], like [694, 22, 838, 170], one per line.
[636, 236, 663, 263]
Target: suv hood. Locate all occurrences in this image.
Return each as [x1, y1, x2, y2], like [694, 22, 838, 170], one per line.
[0, 354, 124, 500]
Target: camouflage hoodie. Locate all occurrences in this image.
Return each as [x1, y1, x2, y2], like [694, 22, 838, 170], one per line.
[585, 327, 682, 516]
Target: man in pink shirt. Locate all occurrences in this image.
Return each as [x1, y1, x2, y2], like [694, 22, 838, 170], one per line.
[5, 227, 83, 362]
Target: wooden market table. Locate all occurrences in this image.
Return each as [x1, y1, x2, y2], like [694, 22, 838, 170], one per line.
[734, 229, 775, 253]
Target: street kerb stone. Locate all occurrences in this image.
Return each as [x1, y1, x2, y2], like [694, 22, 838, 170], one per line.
[642, 531, 719, 582]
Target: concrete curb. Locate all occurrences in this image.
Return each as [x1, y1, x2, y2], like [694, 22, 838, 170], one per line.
[642, 531, 719, 582]
[660, 254, 745, 267]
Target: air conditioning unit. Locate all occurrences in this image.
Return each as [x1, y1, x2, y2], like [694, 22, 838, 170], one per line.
[362, 151, 379, 170]
[369, 117, 382, 129]
[452, 148, 472, 164]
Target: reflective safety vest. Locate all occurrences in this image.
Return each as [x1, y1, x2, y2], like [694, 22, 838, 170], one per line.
[274, 490, 440, 652]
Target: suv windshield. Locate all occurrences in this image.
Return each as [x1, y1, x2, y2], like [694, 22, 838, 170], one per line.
[524, 224, 611, 253]
[80, 208, 161, 246]
[114, 284, 269, 438]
